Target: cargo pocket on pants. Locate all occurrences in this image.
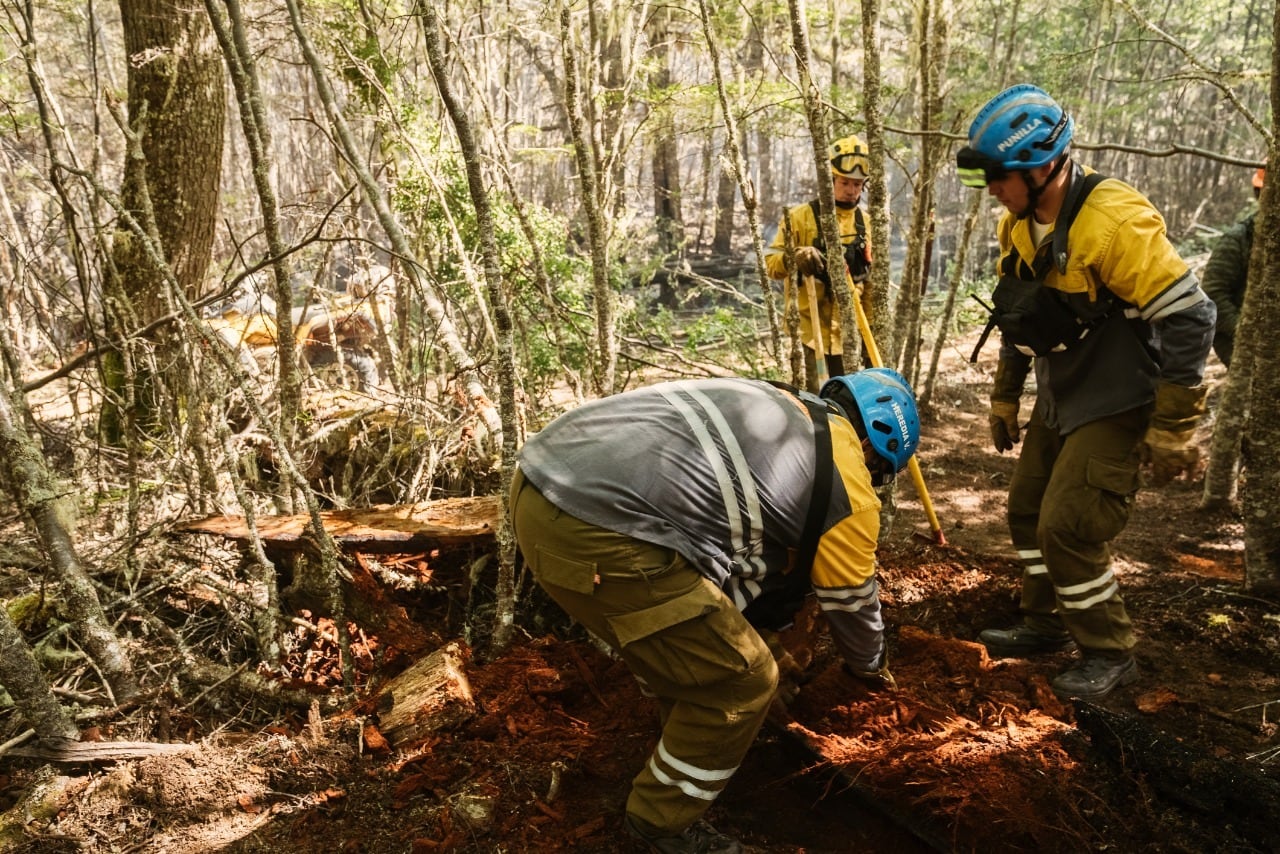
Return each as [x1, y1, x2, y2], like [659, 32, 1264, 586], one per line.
[1075, 456, 1139, 544]
[608, 581, 753, 690]
[532, 545, 597, 595]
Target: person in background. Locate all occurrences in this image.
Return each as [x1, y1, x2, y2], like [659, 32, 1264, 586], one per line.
[509, 369, 919, 853]
[956, 84, 1216, 701]
[765, 136, 875, 391]
[1201, 166, 1264, 367]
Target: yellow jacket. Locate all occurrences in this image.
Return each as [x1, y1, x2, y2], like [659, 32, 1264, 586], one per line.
[995, 167, 1214, 433]
[765, 201, 872, 355]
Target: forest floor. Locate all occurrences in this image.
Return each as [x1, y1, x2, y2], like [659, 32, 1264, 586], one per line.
[2, 341, 1279, 854]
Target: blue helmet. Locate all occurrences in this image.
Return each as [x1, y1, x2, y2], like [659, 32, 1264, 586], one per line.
[956, 84, 1073, 187]
[820, 368, 920, 474]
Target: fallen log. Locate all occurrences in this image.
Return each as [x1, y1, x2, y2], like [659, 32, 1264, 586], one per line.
[4, 737, 197, 763]
[1075, 700, 1280, 847]
[373, 641, 476, 747]
[172, 494, 500, 556]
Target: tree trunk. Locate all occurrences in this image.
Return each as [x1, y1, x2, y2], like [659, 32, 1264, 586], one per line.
[418, 2, 522, 654]
[1201, 346, 1248, 511]
[712, 146, 738, 258]
[892, 0, 947, 382]
[786, 0, 850, 368]
[0, 377, 139, 705]
[105, 0, 225, 444]
[696, 0, 782, 368]
[205, 0, 302, 454]
[373, 641, 476, 746]
[859, 0, 892, 363]
[115, 0, 224, 313]
[1240, 20, 1280, 593]
[921, 194, 982, 410]
[648, 5, 683, 261]
[560, 4, 616, 394]
[0, 606, 78, 743]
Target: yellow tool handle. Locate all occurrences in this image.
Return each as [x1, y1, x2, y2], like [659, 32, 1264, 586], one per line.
[852, 292, 946, 545]
[803, 274, 828, 385]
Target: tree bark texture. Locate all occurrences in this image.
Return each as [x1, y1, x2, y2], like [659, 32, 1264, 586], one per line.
[115, 0, 225, 314]
[373, 641, 476, 746]
[648, 5, 683, 259]
[0, 605, 78, 742]
[921, 193, 982, 410]
[892, 0, 947, 383]
[859, 0, 892, 362]
[1240, 22, 1280, 591]
[419, 1, 521, 653]
[0, 385, 139, 705]
[1075, 701, 1280, 849]
[560, 4, 616, 395]
[1202, 335, 1249, 511]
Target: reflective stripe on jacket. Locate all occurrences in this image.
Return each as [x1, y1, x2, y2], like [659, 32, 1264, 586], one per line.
[517, 378, 883, 666]
[995, 169, 1215, 433]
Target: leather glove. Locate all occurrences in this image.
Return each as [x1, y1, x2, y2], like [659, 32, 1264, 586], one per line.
[795, 246, 824, 277]
[759, 630, 804, 680]
[1139, 382, 1209, 485]
[842, 651, 897, 691]
[1138, 429, 1199, 486]
[989, 358, 1027, 454]
[989, 400, 1020, 453]
[760, 629, 806, 714]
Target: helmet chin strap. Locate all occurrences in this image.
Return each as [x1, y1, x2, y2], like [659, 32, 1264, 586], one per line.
[1014, 156, 1069, 220]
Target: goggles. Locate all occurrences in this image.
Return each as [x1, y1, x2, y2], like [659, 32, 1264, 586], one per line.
[831, 152, 868, 176]
[956, 147, 1009, 188]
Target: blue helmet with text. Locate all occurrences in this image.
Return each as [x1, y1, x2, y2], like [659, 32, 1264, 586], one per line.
[820, 368, 920, 474]
[957, 85, 1073, 187]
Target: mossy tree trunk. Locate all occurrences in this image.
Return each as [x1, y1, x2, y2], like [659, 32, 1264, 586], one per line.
[0, 379, 139, 707]
[1240, 18, 1280, 594]
[103, 0, 225, 445]
[418, 2, 522, 654]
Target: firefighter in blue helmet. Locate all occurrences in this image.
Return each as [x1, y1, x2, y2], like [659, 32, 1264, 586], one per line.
[957, 84, 1215, 701]
[509, 369, 919, 853]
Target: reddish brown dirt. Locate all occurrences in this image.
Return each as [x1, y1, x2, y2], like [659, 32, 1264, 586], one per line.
[5, 358, 1279, 854]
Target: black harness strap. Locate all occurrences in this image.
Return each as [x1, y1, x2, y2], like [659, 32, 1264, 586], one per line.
[794, 394, 834, 575]
[743, 382, 835, 630]
[1051, 168, 1106, 275]
[968, 168, 1107, 364]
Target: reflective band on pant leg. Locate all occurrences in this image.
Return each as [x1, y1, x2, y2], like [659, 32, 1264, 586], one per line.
[1007, 416, 1065, 632]
[1037, 411, 1144, 653]
[621, 587, 777, 831]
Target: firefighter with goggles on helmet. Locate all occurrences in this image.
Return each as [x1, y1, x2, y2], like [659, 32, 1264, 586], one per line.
[510, 369, 919, 853]
[956, 84, 1215, 702]
[765, 135, 875, 391]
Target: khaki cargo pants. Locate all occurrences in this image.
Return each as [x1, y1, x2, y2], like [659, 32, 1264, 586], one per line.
[1007, 406, 1147, 655]
[509, 468, 777, 833]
